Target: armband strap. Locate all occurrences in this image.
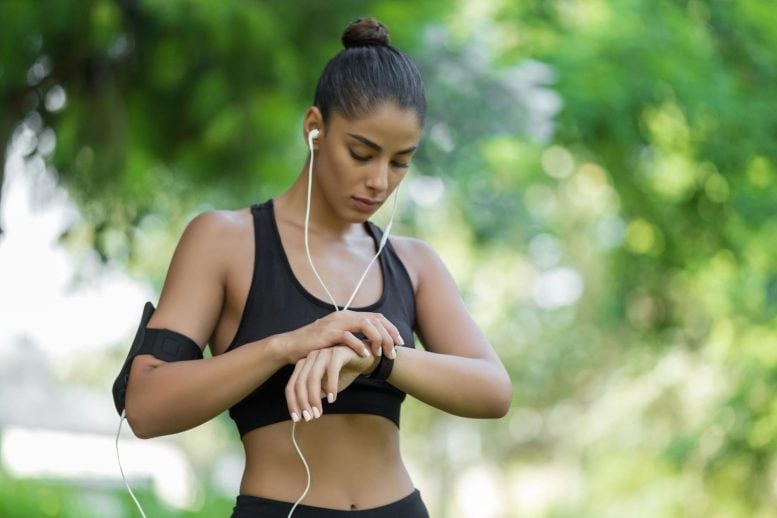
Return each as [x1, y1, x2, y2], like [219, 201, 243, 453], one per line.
[112, 302, 203, 415]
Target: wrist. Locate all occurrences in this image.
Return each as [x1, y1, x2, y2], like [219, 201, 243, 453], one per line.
[360, 354, 381, 376]
[266, 333, 292, 366]
[361, 350, 395, 381]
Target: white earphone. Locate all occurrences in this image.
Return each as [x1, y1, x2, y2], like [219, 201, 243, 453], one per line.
[287, 123, 401, 517]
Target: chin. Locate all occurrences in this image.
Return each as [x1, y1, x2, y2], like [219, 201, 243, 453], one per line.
[344, 211, 373, 224]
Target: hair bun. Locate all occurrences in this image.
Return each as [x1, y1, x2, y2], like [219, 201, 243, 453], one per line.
[341, 17, 390, 48]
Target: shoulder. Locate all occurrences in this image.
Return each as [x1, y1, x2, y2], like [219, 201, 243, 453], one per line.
[171, 207, 255, 275]
[147, 207, 255, 335]
[183, 207, 252, 238]
[387, 234, 445, 292]
[387, 234, 437, 260]
[180, 207, 253, 248]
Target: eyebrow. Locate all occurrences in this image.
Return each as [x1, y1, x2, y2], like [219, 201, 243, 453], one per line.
[346, 133, 418, 155]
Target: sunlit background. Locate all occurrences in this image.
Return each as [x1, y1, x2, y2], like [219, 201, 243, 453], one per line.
[2, 0, 777, 516]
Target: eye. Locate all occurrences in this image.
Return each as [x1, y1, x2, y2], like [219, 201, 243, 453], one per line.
[349, 150, 370, 162]
[391, 161, 410, 169]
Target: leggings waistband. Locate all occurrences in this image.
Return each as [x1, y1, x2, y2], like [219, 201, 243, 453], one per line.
[231, 488, 429, 517]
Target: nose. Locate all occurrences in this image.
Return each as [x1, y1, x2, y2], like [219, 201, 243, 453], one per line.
[365, 160, 390, 193]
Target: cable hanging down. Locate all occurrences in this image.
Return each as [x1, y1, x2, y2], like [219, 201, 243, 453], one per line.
[288, 130, 400, 517]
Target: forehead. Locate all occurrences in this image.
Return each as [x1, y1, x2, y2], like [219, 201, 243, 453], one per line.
[329, 103, 422, 148]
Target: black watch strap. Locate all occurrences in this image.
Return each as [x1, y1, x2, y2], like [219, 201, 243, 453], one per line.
[367, 353, 395, 381]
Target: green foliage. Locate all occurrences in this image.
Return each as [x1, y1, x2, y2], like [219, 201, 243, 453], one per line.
[0, 0, 450, 262]
[474, 0, 777, 514]
[0, 467, 235, 517]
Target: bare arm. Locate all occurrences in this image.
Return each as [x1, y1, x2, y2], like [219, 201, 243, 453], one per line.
[124, 211, 286, 438]
[388, 238, 512, 418]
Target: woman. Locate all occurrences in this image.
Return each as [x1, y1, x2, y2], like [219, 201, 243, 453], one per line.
[123, 17, 512, 517]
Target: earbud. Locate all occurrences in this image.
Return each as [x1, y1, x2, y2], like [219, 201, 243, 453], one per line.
[309, 128, 320, 140]
[307, 129, 320, 153]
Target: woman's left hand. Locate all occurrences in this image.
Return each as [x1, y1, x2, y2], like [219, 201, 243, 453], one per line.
[285, 345, 376, 422]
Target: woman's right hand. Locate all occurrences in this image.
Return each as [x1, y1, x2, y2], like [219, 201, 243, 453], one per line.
[277, 310, 403, 364]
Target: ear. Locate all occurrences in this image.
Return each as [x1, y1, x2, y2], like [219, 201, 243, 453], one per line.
[303, 106, 324, 148]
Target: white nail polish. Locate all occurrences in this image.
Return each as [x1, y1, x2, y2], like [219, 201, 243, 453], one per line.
[312, 407, 321, 419]
[303, 410, 311, 422]
[391, 347, 397, 359]
[362, 348, 371, 357]
[327, 393, 335, 404]
[291, 412, 299, 422]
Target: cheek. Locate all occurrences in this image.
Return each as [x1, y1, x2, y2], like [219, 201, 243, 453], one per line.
[315, 146, 338, 176]
[327, 149, 362, 180]
[391, 169, 409, 186]
[315, 149, 350, 190]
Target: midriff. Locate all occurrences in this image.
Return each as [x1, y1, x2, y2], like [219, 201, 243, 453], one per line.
[239, 413, 415, 510]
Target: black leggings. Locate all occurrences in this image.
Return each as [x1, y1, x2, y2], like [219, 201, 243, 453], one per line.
[230, 489, 429, 517]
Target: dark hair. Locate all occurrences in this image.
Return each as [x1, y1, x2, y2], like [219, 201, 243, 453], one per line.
[313, 18, 426, 127]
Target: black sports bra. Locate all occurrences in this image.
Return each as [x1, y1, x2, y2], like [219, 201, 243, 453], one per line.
[226, 200, 417, 436]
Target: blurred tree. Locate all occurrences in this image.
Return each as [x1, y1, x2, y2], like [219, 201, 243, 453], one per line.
[474, 0, 777, 514]
[0, 0, 449, 263]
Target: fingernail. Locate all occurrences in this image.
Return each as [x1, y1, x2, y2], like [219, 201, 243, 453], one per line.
[303, 410, 311, 422]
[327, 393, 335, 404]
[362, 348, 371, 357]
[291, 412, 299, 422]
[312, 407, 321, 419]
[390, 347, 397, 359]
[399, 336, 405, 346]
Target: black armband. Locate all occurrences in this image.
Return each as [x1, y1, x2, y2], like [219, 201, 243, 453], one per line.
[112, 302, 204, 416]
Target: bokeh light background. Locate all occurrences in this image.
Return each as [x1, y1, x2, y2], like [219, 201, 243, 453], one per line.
[1, 1, 776, 516]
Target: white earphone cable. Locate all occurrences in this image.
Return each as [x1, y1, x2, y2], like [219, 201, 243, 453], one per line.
[304, 131, 340, 310]
[287, 419, 311, 517]
[342, 188, 398, 310]
[116, 411, 148, 518]
[289, 130, 399, 517]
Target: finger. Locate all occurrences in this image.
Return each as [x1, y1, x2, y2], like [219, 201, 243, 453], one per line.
[325, 359, 340, 403]
[342, 331, 371, 358]
[365, 318, 394, 356]
[306, 351, 329, 418]
[296, 351, 318, 422]
[285, 360, 305, 423]
[360, 317, 385, 356]
[376, 314, 403, 347]
[372, 317, 395, 357]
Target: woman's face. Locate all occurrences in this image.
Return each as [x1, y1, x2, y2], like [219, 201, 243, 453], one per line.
[312, 102, 422, 222]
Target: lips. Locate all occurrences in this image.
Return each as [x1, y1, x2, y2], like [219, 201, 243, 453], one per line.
[351, 196, 382, 212]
